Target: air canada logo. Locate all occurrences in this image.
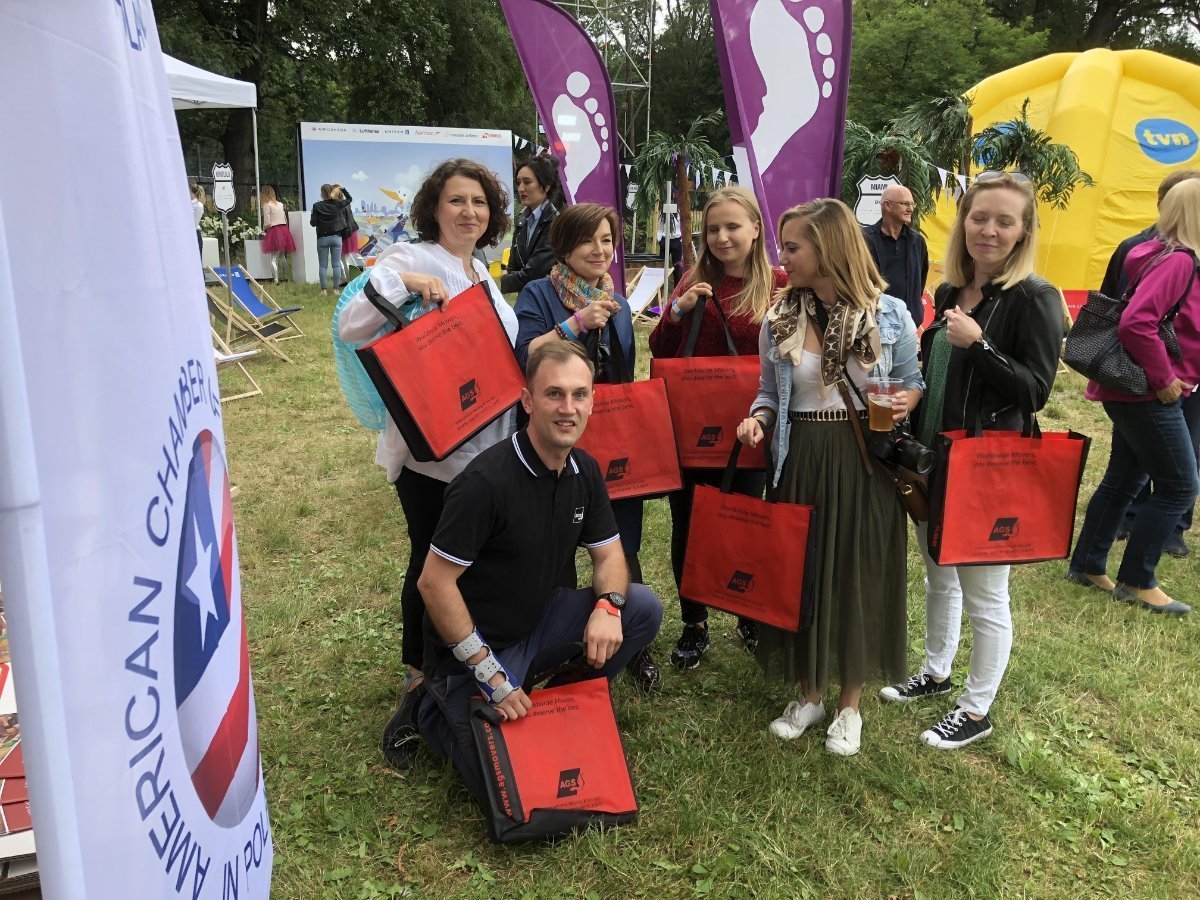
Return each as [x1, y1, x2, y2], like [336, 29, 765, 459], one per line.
[605, 458, 630, 482]
[174, 430, 260, 826]
[557, 768, 584, 798]
[698, 426, 723, 447]
[989, 518, 1020, 542]
[459, 379, 479, 411]
[727, 570, 755, 593]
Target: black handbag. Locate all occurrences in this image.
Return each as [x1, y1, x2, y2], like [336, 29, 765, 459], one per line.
[1063, 246, 1196, 394]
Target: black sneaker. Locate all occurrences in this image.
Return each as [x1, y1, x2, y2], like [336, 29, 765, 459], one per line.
[670, 623, 710, 670]
[920, 707, 993, 749]
[736, 619, 759, 653]
[879, 671, 951, 703]
[627, 647, 662, 692]
[381, 682, 425, 770]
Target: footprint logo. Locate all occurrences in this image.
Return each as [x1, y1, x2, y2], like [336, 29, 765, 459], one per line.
[749, 0, 837, 172]
[552, 71, 608, 198]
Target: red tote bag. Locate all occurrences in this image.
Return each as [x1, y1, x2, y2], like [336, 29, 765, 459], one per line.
[574, 333, 682, 501]
[469, 645, 638, 844]
[356, 282, 524, 462]
[680, 444, 816, 631]
[927, 418, 1091, 566]
[649, 296, 765, 470]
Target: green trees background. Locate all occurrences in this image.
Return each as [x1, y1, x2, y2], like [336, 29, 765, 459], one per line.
[161, 0, 1198, 207]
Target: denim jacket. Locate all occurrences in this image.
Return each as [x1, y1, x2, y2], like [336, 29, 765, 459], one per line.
[752, 293, 926, 487]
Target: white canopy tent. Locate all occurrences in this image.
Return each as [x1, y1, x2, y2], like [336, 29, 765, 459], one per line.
[163, 54, 261, 225]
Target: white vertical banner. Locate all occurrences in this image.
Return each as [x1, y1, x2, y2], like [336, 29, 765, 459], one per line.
[0, 2, 272, 898]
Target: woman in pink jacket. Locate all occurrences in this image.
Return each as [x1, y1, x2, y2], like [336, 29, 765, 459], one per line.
[1068, 179, 1200, 615]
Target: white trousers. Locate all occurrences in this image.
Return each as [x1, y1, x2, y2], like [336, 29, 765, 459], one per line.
[915, 523, 1013, 717]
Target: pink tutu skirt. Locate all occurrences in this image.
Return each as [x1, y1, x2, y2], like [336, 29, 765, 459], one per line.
[341, 232, 359, 255]
[261, 224, 296, 253]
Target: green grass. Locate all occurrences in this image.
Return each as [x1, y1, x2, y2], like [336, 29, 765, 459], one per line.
[223, 280, 1200, 899]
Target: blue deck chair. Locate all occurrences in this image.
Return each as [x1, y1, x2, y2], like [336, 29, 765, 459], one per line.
[209, 265, 304, 340]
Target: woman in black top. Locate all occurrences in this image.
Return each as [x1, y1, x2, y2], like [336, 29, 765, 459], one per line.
[310, 183, 352, 294]
[501, 156, 559, 294]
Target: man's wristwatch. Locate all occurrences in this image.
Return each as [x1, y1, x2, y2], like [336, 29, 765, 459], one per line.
[595, 591, 626, 617]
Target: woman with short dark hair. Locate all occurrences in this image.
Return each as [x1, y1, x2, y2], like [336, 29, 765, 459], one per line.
[501, 156, 561, 294]
[337, 158, 518, 768]
[513, 202, 661, 691]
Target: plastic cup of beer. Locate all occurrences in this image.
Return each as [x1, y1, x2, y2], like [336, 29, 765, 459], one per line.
[866, 376, 902, 432]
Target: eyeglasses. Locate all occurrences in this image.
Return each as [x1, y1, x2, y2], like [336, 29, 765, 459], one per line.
[885, 200, 915, 209]
[974, 171, 1031, 185]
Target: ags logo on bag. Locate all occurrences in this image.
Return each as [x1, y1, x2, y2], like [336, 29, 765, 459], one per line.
[989, 518, 1020, 541]
[557, 768, 585, 798]
[459, 379, 479, 411]
[697, 426, 722, 447]
[605, 458, 630, 482]
[727, 570, 755, 593]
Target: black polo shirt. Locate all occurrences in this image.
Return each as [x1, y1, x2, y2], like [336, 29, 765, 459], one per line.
[877, 227, 911, 301]
[425, 429, 620, 674]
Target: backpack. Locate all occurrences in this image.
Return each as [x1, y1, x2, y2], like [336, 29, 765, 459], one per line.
[331, 270, 388, 431]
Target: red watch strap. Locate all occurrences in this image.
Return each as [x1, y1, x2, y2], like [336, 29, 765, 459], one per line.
[595, 599, 621, 617]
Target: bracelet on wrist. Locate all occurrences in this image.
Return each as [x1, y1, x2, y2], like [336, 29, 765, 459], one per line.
[555, 321, 571, 340]
[670, 299, 685, 320]
[573, 310, 588, 334]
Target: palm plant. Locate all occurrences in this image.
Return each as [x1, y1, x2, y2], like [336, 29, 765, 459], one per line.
[840, 122, 937, 226]
[632, 110, 725, 267]
[972, 99, 1094, 209]
[891, 92, 973, 175]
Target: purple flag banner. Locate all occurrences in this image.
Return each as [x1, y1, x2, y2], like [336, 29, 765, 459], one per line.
[499, 0, 626, 291]
[712, 0, 853, 261]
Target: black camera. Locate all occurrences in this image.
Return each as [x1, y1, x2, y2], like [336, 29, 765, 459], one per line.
[867, 425, 935, 475]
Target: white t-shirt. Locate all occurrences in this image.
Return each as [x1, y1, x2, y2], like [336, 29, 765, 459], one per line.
[337, 240, 519, 483]
[789, 350, 869, 412]
[191, 198, 204, 227]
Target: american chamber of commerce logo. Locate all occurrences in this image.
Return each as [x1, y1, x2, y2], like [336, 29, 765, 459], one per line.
[557, 768, 584, 798]
[989, 517, 1020, 542]
[727, 570, 755, 593]
[175, 430, 260, 827]
[605, 458, 630, 482]
[124, 357, 270, 895]
[459, 378, 480, 411]
[697, 426, 722, 447]
[1135, 118, 1198, 165]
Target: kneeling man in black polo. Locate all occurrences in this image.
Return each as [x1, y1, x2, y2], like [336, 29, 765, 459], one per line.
[415, 341, 663, 802]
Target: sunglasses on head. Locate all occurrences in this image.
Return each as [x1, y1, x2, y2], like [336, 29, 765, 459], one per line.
[974, 170, 1031, 185]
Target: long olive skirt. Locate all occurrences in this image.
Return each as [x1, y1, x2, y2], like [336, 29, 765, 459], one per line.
[755, 418, 909, 692]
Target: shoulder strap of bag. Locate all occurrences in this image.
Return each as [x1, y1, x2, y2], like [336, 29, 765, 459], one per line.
[682, 293, 738, 357]
[363, 279, 407, 331]
[1161, 248, 1198, 325]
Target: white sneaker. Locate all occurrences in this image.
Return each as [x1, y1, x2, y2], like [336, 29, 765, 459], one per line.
[825, 707, 862, 756]
[768, 700, 825, 740]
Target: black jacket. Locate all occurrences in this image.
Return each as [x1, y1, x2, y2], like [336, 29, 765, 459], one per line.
[916, 275, 1064, 433]
[862, 220, 929, 328]
[1099, 225, 1156, 298]
[500, 203, 557, 293]
[309, 190, 352, 238]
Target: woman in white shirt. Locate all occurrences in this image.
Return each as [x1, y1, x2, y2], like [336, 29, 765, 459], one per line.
[338, 158, 517, 769]
[190, 182, 205, 258]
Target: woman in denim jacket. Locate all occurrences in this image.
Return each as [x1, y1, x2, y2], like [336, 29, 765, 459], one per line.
[737, 199, 924, 756]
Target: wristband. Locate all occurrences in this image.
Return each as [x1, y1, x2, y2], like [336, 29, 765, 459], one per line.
[555, 322, 571, 340]
[573, 310, 588, 334]
[670, 299, 684, 320]
[595, 599, 621, 618]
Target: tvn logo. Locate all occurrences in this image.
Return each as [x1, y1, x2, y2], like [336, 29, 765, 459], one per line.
[557, 768, 584, 798]
[989, 518, 1020, 542]
[697, 426, 723, 447]
[1136, 118, 1198, 165]
[459, 379, 479, 411]
[727, 570, 755, 593]
[605, 458, 630, 482]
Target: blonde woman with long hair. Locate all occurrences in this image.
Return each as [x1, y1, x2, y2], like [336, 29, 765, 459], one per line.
[1069, 178, 1200, 616]
[737, 198, 924, 755]
[880, 172, 1063, 750]
[259, 185, 295, 282]
[650, 186, 788, 669]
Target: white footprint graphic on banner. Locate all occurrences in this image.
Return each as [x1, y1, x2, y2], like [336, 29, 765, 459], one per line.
[552, 71, 608, 197]
[749, 0, 835, 172]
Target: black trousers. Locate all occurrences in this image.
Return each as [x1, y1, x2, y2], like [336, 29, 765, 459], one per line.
[668, 468, 766, 624]
[393, 467, 449, 669]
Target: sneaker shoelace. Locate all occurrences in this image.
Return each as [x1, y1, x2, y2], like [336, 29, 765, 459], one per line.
[930, 708, 968, 738]
[902, 673, 932, 693]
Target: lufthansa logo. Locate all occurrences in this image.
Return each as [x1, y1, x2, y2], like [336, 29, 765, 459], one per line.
[1135, 118, 1198, 165]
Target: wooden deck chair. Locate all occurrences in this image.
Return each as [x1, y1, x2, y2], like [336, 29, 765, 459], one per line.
[207, 287, 293, 363]
[626, 266, 666, 323]
[208, 265, 304, 340]
[212, 327, 262, 402]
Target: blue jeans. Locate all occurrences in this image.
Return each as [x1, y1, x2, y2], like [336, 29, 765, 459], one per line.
[1123, 390, 1200, 535]
[417, 584, 663, 804]
[1071, 399, 1200, 587]
[316, 234, 342, 289]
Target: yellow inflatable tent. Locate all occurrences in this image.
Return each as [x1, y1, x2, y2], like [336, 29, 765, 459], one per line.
[923, 49, 1200, 313]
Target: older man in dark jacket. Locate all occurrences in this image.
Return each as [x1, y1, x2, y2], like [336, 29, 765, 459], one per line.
[862, 185, 929, 329]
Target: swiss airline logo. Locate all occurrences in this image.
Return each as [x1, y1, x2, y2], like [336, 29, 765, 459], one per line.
[989, 518, 1020, 541]
[605, 458, 630, 482]
[459, 379, 479, 411]
[697, 426, 723, 447]
[727, 570, 755, 593]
